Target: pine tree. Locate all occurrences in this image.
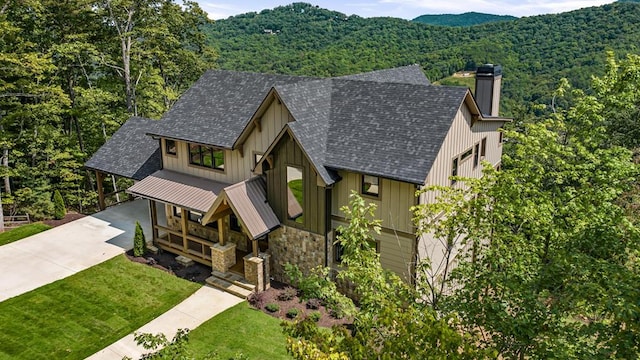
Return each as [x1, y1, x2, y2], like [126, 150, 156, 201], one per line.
[53, 190, 66, 220]
[133, 221, 146, 257]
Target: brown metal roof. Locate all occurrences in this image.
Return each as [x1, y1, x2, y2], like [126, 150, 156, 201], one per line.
[203, 177, 280, 239]
[127, 170, 230, 213]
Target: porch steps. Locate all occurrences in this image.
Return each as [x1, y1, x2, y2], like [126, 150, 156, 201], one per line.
[205, 270, 256, 299]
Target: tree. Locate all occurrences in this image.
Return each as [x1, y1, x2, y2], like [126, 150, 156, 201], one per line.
[53, 190, 66, 220]
[283, 192, 488, 359]
[133, 220, 146, 257]
[414, 79, 640, 358]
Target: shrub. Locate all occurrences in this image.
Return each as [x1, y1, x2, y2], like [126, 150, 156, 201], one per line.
[306, 298, 321, 310]
[247, 291, 266, 309]
[53, 190, 66, 220]
[277, 287, 297, 301]
[265, 303, 280, 313]
[309, 311, 321, 322]
[133, 221, 146, 257]
[286, 308, 300, 319]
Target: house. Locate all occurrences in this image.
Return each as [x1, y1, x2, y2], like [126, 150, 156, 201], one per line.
[85, 64, 509, 292]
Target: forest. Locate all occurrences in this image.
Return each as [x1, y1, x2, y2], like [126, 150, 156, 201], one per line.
[1, 0, 639, 221]
[412, 12, 518, 27]
[1, 1, 640, 358]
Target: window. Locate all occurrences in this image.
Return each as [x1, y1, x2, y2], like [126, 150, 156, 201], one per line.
[230, 214, 242, 232]
[189, 211, 201, 223]
[173, 206, 182, 218]
[473, 143, 480, 168]
[253, 152, 263, 169]
[287, 166, 304, 223]
[189, 143, 224, 171]
[165, 139, 177, 155]
[460, 147, 473, 162]
[334, 231, 379, 263]
[205, 220, 218, 229]
[451, 157, 459, 185]
[498, 131, 504, 145]
[361, 175, 380, 197]
[480, 137, 487, 158]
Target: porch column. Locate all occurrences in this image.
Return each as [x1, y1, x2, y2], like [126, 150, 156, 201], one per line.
[96, 171, 105, 211]
[181, 208, 188, 253]
[217, 217, 225, 245]
[149, 200, 159, 243]
[252, 239, 259, 257]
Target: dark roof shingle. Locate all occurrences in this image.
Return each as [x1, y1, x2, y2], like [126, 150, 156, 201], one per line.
[84, 117, 161, 180]
[148, 70, 318, 148]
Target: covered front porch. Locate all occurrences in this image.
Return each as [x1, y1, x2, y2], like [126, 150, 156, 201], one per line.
[127, 170, 279, 293]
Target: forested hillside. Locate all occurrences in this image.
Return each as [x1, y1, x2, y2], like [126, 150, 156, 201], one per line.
[0, 0, 215, 218]
[206, 1, 640, 116]
[412, 12, 517, 27]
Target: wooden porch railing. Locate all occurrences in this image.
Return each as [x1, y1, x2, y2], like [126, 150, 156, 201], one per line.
[153, 224, 215, 265]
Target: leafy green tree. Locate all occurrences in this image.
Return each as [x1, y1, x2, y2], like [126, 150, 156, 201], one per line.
[414, 79, 640, 359]
[53, 190, 66, 220]
[133, 221, 146, 257]
[283, 192, 488, 359]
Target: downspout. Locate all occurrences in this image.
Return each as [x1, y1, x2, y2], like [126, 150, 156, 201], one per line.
[324, 186, 332, 267]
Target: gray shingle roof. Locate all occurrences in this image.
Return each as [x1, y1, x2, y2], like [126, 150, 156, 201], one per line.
[86, 65, 472, 186]
[84, 117, 161, 180]
[148, 70, 319, 148]
[324, 80, 467, 184]
[273, 76, 467, 185]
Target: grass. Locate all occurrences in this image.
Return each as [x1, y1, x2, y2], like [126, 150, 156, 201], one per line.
[0, 255, 200, 359]
[0, 223, 52, 246]
[186, 302, 291, 359]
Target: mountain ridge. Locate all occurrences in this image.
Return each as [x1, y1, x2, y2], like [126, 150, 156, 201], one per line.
[412, 12, 518, 27]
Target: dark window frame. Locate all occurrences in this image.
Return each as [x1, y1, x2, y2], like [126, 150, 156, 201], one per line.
[188, 143, 225, 171]
[230, 214, 242, 232]
[165, 139, 177, 156]
[460, 147, 473, 163]
[451, 157, 459, 185]
[361, 174, 380, 198]
[480, 137, 487, 158]
[473, 143, 480, 168]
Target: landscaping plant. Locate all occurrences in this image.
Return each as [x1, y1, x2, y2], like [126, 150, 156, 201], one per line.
[53, 190, 66, 220]
[133, 221, 146, 257]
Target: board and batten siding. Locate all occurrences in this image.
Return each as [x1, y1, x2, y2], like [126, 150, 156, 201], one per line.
[419, 103, 503, 205]
[331, 219, 415, 282]
[331, 171, 416, 234]
[161, 100, 291, 184]
[266, 132, 326, 235]
[417, 102, 504, 268]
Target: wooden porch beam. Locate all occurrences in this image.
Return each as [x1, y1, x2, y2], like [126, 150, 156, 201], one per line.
[252, 239, 259, 257]
[149, 200, 159, 243]
[218, 217, 225, 246]
[181, 208, 188, 253]
[96, 171, 106, 211]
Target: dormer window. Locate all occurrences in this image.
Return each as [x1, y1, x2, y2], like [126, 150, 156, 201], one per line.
[362, 175, 380, 197]
[165, 139, 177, 156]
[189, 143, 224, 171]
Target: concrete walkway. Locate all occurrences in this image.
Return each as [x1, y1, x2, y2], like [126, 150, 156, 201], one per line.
[0, 199, 164, 302]
[86, 286, 244, 360]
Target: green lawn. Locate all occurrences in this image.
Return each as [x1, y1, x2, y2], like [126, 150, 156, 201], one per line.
[0, 255, 200, 359]
[186, 302, 291, 359]
[0, 223, 51, 246]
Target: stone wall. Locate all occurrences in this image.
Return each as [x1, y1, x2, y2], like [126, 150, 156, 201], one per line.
[269, 225, 326, 283]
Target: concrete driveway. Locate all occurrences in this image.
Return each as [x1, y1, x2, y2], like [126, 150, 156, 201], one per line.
[0, 199, 165, 302]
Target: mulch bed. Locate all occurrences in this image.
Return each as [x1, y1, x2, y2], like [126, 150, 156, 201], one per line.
[125, 249, 212, 284]
[42, 212, 86, 227]
[124, 249, 353, 328]
[250, 280, 353, 328]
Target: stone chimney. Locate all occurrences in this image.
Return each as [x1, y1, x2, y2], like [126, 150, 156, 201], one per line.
[474, 64, 502, 117]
